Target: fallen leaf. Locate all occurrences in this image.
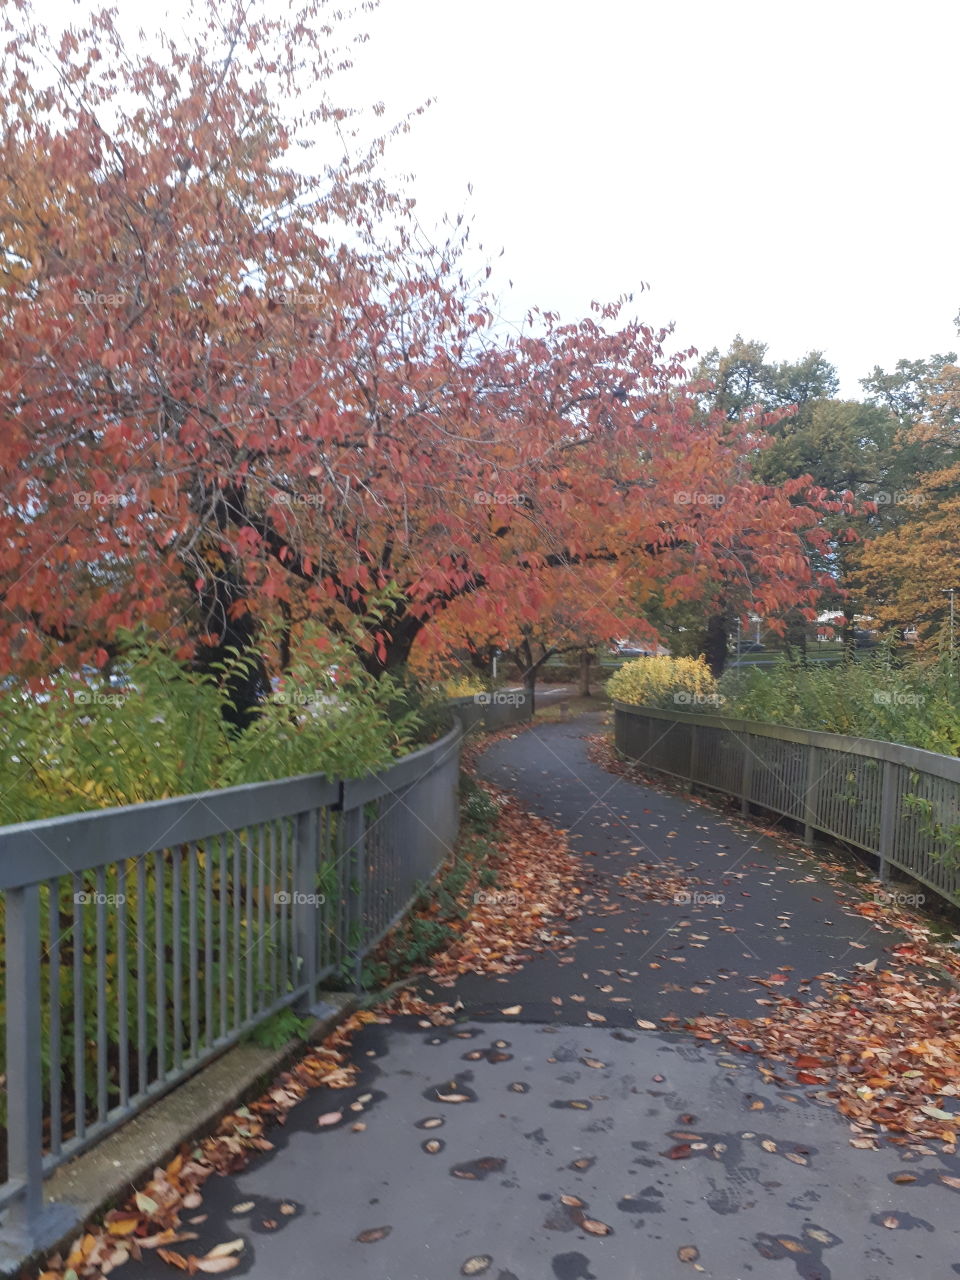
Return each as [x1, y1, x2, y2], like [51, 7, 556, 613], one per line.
[356, 1226, 392, 1243]
[205, 1241, 245, 1259]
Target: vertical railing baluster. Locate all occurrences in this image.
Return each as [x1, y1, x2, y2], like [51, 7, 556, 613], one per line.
[319, 808, 331, 973]
[878, 759, 897, 882]
[117, 863, 129, 1110]
[232, 832, 241, 1032]
[136, 857, 147, 1097]
[294, 808, 319, 1009]
[95, 867, 108, 1123]
[279, 818, 289, 993]
[5, 885, 45, 1234]
[204, 838, 214, 1051]
[245, 832, 254, 1023]
[220, 834, 229, 1040]
[47, 878, 62, 1157]
[154, 850, 166, 1083]
[803, 745, 820, 847]
[72, 875, 86, 1142]
[740, 733, 753, 817]
[268, 820, 278, 1002]
[256, 824, 265, 1012]
[171, 847, 182, 1074]
[188, 844, 199, 1062]
[339, 796, 366, 991]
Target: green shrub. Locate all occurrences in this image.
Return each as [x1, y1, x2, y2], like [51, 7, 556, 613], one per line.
[716, 649, 960, 755]
[0, 632, 423, 823]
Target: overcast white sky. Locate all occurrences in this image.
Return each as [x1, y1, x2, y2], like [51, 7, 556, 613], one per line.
[337, 0, 960, 395]
[39, 0, 960, 395]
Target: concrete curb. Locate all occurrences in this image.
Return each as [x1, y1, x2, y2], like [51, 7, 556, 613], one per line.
[14, 992, 358, 1278]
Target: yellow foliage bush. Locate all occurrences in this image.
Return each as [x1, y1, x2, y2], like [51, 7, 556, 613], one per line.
[606, 655, 720, 709]
[440, 673, 487, 698]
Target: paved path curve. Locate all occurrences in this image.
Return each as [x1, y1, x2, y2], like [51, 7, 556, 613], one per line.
[118, 713, 960, 1280]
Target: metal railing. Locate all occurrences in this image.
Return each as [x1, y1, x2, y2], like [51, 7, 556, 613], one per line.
[614, 702, 960, 907]
[0, 717, 464, 1265]
[446, 689, 531, 731]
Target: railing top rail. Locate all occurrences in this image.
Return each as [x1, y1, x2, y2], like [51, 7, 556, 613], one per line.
[612, 700, 960, 784]
[0, 718, 463, 891]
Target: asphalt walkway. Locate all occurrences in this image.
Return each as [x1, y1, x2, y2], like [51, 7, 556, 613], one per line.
[117, 712, 960, 1280]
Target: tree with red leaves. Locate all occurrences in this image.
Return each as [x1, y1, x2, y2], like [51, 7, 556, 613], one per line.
[0, 0, 842, 720]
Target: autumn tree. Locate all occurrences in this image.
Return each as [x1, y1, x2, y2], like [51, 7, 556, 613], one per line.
[415, 560, 650, 709]
[852, 360, 960, 648]
[0, 2, 843, 720]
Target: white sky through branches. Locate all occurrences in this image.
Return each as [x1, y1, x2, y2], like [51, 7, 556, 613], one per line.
[35, 0, 960, 395]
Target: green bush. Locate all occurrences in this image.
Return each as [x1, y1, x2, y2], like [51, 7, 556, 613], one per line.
[0, 632, 423, 823]
[716, 649, 960, 755]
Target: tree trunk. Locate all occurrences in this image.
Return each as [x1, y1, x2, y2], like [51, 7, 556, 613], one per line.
[578, 649, 593, 697]
[192, 568, 270, 732]
[512, 636, 540, 717]
[355, 613, 425, 678]
[840, 619, 857, 665]
[278, 599, 293, 673]
[702, 612, 729, 679]
[523, 662, 536, 716]
[783, 610, 808, 667]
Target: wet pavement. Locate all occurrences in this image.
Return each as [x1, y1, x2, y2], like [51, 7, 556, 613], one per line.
[117, 712, 960, 1280]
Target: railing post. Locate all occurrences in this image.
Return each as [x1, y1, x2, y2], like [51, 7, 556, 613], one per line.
[877, 759, 896, 882]
[293, 809, 319, 1013]
[338, 797, 367, 993]
[689, 721, 698, 786]
[5, 885, 44, 1235]
[1, 884, 72, 1263]
[803, 745, 820, 846]
[740, 733, 753, 816]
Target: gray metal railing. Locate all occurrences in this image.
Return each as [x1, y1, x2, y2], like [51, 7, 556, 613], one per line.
[0, 717, 464, 1266]
[446, 689, 532, 731]
[614, 702, 960, 906]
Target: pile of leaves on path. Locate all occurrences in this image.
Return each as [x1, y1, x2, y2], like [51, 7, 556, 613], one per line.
[691, 958, 960, 1156]
[374, 785, 582, 1017]
[34, 1010, 380, 1280]
[587, 730, 960, 1156]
